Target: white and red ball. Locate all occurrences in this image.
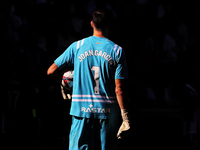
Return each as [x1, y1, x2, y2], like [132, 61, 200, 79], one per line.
[62, 70, 74, 90]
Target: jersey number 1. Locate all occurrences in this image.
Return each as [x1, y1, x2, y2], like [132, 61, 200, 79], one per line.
[91, 66, 99, 94]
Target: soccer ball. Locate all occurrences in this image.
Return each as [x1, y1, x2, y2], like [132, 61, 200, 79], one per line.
[62, 70, 74, 90]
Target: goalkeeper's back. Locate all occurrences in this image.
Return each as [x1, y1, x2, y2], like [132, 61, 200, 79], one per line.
[54, 35, 128, 119]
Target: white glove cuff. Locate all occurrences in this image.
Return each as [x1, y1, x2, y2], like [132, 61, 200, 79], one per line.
[121, 109, 130, 122]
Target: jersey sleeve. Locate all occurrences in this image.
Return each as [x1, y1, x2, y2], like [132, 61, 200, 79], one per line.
[54, 42, 76, 67]
[115, 48, 128, 79]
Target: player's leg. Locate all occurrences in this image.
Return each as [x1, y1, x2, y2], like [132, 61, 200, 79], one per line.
[69, 116, 101, 150]
[100, 117, 121, 150]
[69, 116, 83, 150]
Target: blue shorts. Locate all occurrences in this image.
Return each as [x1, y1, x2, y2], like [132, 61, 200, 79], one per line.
[69, 116, 120, 150]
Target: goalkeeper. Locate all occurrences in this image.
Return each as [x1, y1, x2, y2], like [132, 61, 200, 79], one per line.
[47, 9, 130, 150]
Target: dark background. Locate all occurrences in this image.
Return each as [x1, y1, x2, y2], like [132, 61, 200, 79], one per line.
[1, 0, 200, 149]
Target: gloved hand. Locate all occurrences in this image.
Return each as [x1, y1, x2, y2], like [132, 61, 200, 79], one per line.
[60, 86, 72, 100]
[117, 109, 131, 139]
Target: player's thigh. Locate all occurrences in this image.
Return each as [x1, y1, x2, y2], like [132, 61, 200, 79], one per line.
[100, 117, 121, 150]
[69, 116, 84, 149]
[69, 116, 100, 150]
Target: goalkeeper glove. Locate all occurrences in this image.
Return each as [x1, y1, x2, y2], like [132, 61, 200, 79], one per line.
[117, 109, 131, 139]
[60, 86, 72, 100]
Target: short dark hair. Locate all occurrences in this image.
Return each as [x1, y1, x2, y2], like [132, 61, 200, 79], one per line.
[92, 9, 111, 30]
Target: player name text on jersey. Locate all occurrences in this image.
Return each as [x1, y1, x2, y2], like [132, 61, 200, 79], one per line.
[78, 50, 113, 62]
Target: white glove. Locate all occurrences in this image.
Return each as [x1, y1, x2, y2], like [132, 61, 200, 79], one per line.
[61, 86, 72, 100]
[117, 109, 131, 139]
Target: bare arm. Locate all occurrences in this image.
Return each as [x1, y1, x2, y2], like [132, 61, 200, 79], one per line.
[47, 62, 58, 75]
[116, 79, 131, 139]
[115, 79, 128, 110]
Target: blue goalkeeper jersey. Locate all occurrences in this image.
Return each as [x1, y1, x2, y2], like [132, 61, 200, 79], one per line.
[55, 36, 128, 119]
